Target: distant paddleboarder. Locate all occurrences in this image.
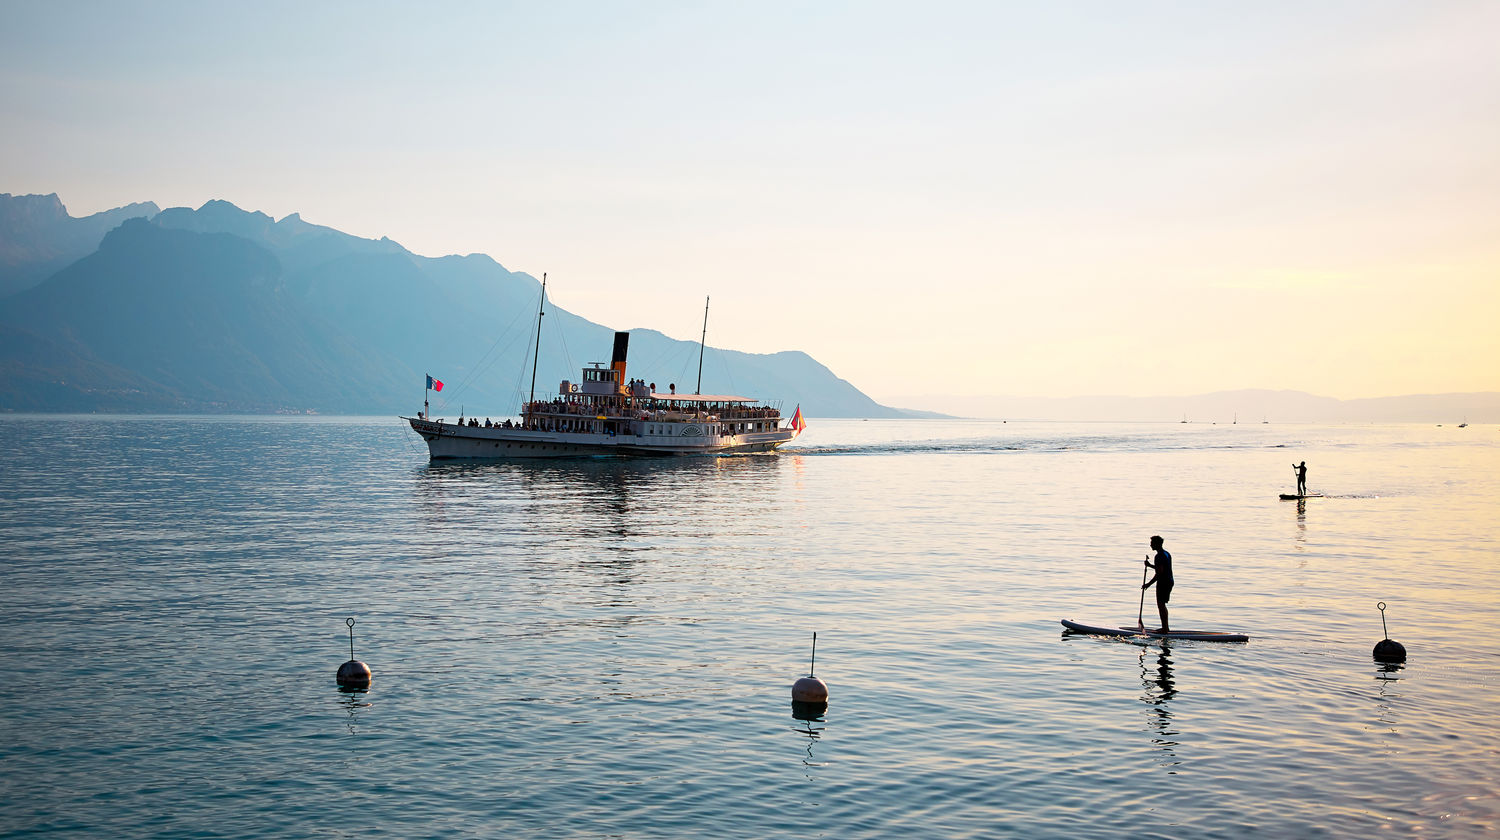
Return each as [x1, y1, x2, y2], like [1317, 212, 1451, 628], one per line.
[1142, 535, 1174, 633]
[1293, 461, 1308, 496]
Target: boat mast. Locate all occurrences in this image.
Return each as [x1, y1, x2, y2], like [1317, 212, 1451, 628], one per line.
[528, 273, 546, 411]
[695, 295, 708, 395]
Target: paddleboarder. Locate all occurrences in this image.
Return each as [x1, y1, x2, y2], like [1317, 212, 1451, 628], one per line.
[1293, 461, 1308, 496]
[1142, 535, 1173, 633]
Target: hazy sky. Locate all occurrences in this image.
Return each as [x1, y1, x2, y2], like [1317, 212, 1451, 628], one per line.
[3, 1, 1496, 405]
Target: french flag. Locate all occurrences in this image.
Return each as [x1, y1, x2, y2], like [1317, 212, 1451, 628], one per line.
[426, 375, 444, 392]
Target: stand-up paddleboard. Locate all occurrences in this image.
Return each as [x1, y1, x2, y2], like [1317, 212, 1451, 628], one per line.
[1279, 493, 1324, 500]
[1061, 618, 1249, 643]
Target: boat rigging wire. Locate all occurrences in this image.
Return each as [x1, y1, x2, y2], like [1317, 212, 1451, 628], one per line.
[436, 296, 535, 409]
[551, 305, 576, 382]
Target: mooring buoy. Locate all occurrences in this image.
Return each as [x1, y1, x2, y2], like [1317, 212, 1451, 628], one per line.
[1372, 602, 1407, 663]
[337, 617, 372, 689]
[791, 632, 828, 719]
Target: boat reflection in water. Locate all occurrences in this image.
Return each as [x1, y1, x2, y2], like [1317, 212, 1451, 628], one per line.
[411, 454, 789, 532]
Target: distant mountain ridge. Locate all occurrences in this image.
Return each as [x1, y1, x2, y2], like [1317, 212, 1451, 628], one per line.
[892, 389, 1500, 423]
[6, 193, 1484, 421]
[0, 193, 913, 417]
[0, 193, 159, 297]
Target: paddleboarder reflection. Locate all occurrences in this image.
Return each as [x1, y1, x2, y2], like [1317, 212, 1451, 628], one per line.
[1148, 647, 1176, 701]
[1141, 645, 1178, 707]
[1294, 497, 1308, 551]
[1139, 643, 1180, 766]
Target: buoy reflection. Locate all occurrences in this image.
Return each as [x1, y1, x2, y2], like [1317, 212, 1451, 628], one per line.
[791, 699, 827, 721]
[1375, 661, 1405, 681]
[791, 710, 826, 769]
[338, 688, 372, 735]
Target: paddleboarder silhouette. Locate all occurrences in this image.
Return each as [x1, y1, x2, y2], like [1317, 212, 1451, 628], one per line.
[1293, 461, 1308, 496]
[1142, 535, 1174, 633]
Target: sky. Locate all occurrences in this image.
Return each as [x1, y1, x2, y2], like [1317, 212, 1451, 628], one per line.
[3, 1, 1497, 408]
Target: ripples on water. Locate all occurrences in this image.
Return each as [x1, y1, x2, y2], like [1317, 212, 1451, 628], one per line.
[1, 417, 1497, 838]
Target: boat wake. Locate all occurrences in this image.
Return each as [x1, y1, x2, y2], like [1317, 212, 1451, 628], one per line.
[785, 439, 1100, 456]
[783, 436, 1308, 457]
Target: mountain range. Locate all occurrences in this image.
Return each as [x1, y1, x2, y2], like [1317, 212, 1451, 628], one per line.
[893, 390, 1499, 424]
[2, 192, 1493, 422]
[0, 193, 916, 417]
[0, 193, 160, 298]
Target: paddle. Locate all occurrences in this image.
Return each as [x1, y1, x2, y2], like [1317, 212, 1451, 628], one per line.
[1137, 555, 1149, 630]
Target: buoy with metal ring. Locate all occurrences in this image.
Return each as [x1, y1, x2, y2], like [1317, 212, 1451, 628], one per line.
[791, 632, 828, 719]
[1372, 602, 1407, 663]
[337, 617, 372, 689]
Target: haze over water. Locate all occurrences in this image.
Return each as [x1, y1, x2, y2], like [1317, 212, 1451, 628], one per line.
[1, 417, 1496, 837]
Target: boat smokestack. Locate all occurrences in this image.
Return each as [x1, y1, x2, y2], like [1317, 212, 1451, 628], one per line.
[611, 331, 629, 392]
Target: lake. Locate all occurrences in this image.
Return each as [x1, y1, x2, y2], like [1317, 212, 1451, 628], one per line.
[1, 417, 1496, 838]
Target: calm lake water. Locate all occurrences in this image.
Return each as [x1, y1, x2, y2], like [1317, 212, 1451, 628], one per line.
[1, 416, 1497, 838]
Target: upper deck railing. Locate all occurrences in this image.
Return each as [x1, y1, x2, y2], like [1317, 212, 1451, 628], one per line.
[524, 397, 780, 422]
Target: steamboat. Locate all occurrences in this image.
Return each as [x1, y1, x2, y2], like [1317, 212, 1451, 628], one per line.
[405, 284, 804, 459]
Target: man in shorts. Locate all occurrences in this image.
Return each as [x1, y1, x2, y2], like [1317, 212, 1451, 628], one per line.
[1142, 535, 1174, 633]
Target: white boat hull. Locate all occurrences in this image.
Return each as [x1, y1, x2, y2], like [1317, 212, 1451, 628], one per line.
[407, 417, 797, 459]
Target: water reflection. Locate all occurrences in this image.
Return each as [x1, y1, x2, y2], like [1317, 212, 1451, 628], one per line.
[406, 455, 792, 619]
[414, 455, 785, 519]
[791, 700, 828, 722]
[1375, 661, 1405, 681]
[1294, 497, 1307, 549]
[1372, 663, 1406, 736]
[410, 456, 787, 556]
[1139, 643, 1181, 771]
[337, 687, 372, 735]
[791, 710, 826, 770]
